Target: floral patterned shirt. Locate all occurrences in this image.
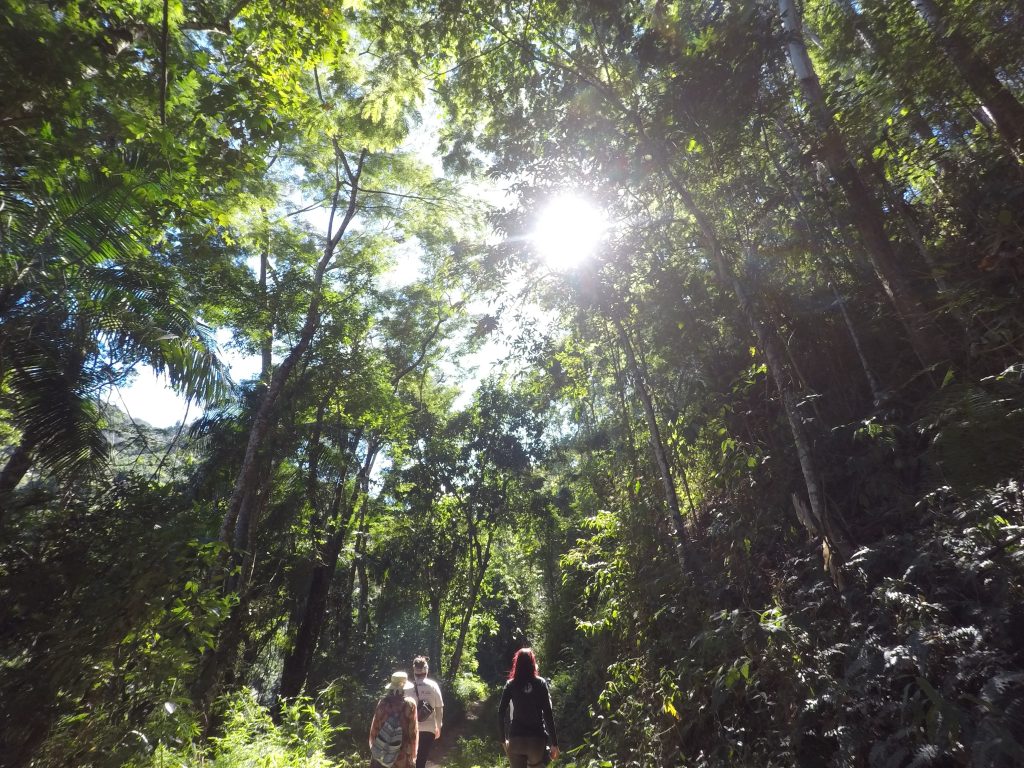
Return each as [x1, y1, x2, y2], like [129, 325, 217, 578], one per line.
[369, 691, 418, 768]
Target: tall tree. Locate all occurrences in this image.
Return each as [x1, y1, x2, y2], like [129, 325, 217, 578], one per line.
[777, 0, 949, 369]
[906, 0, 1024, 156]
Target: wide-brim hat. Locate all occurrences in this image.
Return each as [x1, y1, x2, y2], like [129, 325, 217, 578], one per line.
[388, 671, 410, 692]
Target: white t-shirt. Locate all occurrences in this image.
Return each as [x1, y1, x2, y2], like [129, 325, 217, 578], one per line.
[409, 677, 444, 732]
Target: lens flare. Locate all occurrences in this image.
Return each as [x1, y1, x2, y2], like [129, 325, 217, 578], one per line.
[532, 195, 606, 270]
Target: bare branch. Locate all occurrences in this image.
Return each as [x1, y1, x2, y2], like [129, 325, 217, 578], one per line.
[328, 148, 369, 252]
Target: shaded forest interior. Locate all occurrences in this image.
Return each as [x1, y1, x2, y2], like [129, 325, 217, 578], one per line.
[2, 0, 1024, 766]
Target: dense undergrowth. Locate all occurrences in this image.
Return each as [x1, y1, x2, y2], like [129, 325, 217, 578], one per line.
[545, 380, 1024, 767]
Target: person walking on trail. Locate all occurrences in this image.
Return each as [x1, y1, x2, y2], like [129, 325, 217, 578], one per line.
[411, 655, 444, 768]
[369, 671, 418, 768]
[498, 648, 560, 767]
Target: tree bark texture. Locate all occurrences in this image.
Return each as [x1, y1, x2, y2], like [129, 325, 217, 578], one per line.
[908, 0, 1024, 156]
[778, 0, 949, 370]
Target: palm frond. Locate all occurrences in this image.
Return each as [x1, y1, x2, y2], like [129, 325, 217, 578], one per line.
[1, 164, 229, 488]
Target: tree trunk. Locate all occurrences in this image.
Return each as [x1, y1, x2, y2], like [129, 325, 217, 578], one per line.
[778, 0, 949, 370]
[908, 0, 1024, 156]
[354, 499, 371, 643]
[655, 150, 851, 579]
[355, 554, 369, 640]
[218, 149, 367, 553]
[278, 493, 347, 702]
[832, 0, 942, 147]
[741, 270, 853, 578]
[197, 149, 367, 710]
[336, 562, 355, 652]
[428, 595, 442, 678]
[259, 240, 272, 384]
[192, 586, 249, 723]
[832, 285, 886, 403]
[447, 529, 492, 680]
[609, 313, 691, 572]
[759, 117, 888, 405]
[0, 434, 35, 524]
[304, 398, 336, 505]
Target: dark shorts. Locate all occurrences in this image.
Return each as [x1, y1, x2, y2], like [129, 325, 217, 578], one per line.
[507, 736, 548, 768]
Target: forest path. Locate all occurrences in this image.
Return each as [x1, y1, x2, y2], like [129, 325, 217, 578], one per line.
[425, 695, 494, 767]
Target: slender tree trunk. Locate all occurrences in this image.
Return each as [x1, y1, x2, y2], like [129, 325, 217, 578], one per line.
[778, 0, 949, 370]
[609, 347, 652, 532]
[743, 275, 852, 582]
[610, 313, 691, 572]
[193, 469, 273, 713]
[354, 501, 370, 642]
[832, 0, 942, 147]
[304, 398, 334, 504]
[221, 273, 325, 554]
[197, 149, 367, 711]
[218, 149, 366, 552]
[355, 556, 369, 639]
[731, 264, 834, 549]
[336, 562, 355, 652]
[428, 595, 442, 678]
[886, 182, 949, 293]
[655, 151, 851, 578]
[908, 0, 1024, 157]
[447, 529, 492, 680]
[832, 285, 886, 403]
[823, 0, 958, 288]
[278, 446, 376, 701]
[759, 118, 888, 404]
[259, 241, 272, 384]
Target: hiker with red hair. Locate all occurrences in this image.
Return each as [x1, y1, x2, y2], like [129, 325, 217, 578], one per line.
[498, 648, 560, 766]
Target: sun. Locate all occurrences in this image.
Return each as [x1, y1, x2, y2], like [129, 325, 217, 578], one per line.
[532, 194, 607, 270]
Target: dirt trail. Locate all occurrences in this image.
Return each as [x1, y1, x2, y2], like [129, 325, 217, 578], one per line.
[424, 699, 485, 767]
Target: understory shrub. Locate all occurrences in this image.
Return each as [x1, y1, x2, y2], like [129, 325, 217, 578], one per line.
[126, 690, 353, 768]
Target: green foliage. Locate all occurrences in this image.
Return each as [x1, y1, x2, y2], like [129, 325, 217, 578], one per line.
[446, 736, 505, 768]
[452, 671, 489, 703]
[0, 476, 231, 766]
[0, 170, 229, 487]
[128, 690, 351, 768]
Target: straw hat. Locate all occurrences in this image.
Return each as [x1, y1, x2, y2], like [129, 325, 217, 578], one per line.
[388, 671, 410, 692]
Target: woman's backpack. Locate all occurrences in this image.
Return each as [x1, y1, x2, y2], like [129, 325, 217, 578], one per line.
[371, 708, 403, 767]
